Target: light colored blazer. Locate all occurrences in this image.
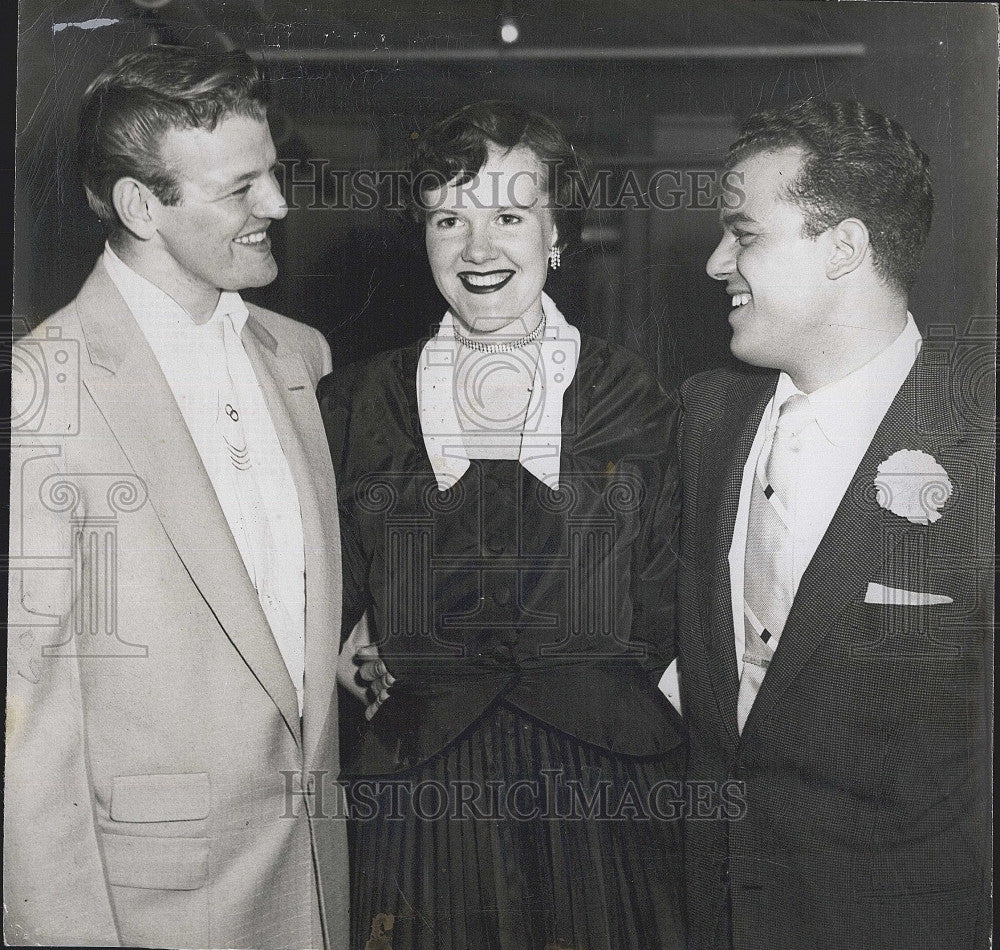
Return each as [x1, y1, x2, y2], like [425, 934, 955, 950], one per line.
[5, 261, 349, 949]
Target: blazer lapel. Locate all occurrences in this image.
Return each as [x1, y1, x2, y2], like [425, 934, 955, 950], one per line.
[243, 314, 342, 773]
[699, 367, 777, 740]
[74, 264, 302, 743]
[740, 350, 963, 736]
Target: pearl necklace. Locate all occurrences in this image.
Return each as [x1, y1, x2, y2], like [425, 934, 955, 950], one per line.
[454, 317, 545, 354]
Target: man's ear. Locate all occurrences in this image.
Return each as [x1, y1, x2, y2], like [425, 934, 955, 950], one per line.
[111, 177, 158, 241]
[827, 218, 870, 279]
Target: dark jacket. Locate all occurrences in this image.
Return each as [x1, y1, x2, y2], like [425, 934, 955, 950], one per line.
[319, 334, 683, 775]
[677, 348, 993, 950]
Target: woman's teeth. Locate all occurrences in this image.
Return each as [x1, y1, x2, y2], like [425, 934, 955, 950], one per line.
[464, 272, 509, 287]
[235, 231, 267, 245]
[459, 271, 514, 293]
[731, 293, 751, 307]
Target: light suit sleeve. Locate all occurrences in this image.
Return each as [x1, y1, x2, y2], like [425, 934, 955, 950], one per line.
[5, 354, 121, 946]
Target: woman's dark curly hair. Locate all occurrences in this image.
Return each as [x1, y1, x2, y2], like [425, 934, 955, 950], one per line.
[408, 100, 587, 250]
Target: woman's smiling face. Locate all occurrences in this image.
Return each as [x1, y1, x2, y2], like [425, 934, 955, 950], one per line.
[423, 144, 557, 335]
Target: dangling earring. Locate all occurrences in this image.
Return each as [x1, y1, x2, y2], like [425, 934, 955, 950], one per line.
[549, 244, 561, 270]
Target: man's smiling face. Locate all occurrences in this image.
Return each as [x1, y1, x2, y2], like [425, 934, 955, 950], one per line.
[707, 147, 838, 377]
[423, 144, 557, 335]
[146, 114, 287, 316]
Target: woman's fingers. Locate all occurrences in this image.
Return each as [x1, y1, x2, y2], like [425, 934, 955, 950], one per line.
[359, 660, 395, 687]
[358, 653, 396, 690]
[355, 644, 395, 720]
[365, 687, 391, 721]
[337, 617, 375, 704]
[335, 618, 395, 719]
[362, 675, 395, 701]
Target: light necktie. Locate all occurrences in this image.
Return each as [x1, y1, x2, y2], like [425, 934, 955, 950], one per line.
[737, 392, 815, 732]
[220, 315, 305, 709]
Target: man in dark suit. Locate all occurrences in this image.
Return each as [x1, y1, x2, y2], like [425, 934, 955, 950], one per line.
[6, 46, 348, 947]
[677, 99, 992, 949]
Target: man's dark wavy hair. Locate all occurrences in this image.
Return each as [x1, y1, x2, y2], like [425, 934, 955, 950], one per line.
[77, 44, 269, 242]
[408, 100, 587, 249]
[726, 98, 933, 291]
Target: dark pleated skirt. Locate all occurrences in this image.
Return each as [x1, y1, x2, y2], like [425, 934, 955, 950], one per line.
[347, 702, 685, 950]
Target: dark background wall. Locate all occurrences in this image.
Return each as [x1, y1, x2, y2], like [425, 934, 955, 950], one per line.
[13, 0, 998, 389]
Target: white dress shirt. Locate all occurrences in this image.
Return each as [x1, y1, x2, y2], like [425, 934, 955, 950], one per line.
[417, 292, 582, 491]
[659, 313, 922, 712]
[728, 314, 922, 677]
[103, 245, 307, 710]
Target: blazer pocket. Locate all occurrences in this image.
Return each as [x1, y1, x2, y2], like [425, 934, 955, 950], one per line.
[864, 582, 953, 606]
[111, 772, 210, 823]
[102, 832, 209, 890]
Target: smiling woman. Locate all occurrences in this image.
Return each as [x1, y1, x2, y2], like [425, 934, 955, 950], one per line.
[319, 101, 686, 950]
[422, 144, 556, 339]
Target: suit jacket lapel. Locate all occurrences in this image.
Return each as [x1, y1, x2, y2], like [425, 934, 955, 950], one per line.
[700, 367, 777, 741]
[74, 263, 302, 743]
[243, 314, 342, 772]
[741, 350, 962, 736]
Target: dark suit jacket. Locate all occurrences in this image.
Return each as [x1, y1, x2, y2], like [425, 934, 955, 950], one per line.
[677, 347, 992, 950]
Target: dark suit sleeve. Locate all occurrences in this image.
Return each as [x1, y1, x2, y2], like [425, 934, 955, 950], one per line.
[630, 387, 682, 690]
[317, 367, 372, 644]
[575, 341, 684, 694]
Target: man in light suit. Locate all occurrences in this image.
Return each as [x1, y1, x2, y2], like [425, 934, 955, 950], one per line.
[6, 46, 348, 948]
[677, 99, 992, 949]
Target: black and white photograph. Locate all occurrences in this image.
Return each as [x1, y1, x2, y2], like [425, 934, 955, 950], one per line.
[6, 2, 996, 948]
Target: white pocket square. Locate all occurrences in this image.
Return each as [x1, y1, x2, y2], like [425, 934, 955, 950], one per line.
[864, 582, 953, 606]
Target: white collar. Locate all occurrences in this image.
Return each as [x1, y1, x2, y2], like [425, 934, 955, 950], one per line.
[770, 312, 922, 446]
[102, 242, 249, 340]
[417, 293, 581, 491]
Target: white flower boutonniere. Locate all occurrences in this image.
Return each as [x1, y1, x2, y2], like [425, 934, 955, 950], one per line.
[874, 449, 953, 525]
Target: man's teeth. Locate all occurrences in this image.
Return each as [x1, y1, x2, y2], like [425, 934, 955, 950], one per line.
[464, 272, 509, 288]
[235, 232, 267, 245]
[731, 293, 751, 307]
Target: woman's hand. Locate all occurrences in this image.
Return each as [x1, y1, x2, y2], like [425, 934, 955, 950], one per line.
[337, 615, 396, 720]
[356, 644, 396, 721]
